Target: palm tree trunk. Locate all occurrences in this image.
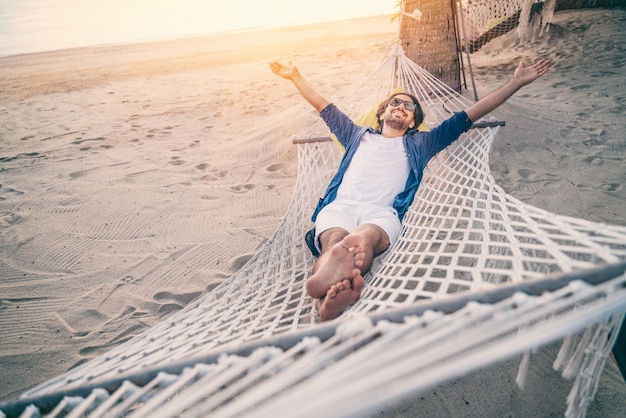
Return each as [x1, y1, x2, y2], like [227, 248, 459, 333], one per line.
[399, 0, 461, 92]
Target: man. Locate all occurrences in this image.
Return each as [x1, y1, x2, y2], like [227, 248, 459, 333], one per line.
[270, 58, 552, 321]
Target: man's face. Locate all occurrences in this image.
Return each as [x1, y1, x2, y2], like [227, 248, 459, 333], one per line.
[383, 94, 416, 132]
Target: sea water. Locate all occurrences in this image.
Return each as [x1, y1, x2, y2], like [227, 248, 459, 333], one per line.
[0, 0, 393, 57]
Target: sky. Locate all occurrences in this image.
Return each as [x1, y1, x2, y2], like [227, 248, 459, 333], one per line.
[0, 0, 398, 56]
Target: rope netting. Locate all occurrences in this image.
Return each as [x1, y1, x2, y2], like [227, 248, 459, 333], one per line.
[457, 0, 557, 52]
[3, 40, 626, 418]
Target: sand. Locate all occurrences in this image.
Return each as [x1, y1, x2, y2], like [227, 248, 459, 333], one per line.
[1, 9, 625, 416]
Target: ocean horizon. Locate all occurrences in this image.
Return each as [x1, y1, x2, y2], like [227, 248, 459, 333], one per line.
[0, 0, 394, 57]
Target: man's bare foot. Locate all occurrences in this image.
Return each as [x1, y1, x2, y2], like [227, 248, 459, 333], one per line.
[306, 234, 365, 299]
[318, 274, 364, 321]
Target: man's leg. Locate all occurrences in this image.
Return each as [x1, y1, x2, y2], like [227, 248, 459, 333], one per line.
[310, 223, 390, 321]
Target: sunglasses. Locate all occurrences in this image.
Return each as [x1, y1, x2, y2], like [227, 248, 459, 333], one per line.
[389, 97, 417, 112]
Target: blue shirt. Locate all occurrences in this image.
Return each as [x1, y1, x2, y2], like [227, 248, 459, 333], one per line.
[313, 103, 473, 223]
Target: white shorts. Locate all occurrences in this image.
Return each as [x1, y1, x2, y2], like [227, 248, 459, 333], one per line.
[314, 200, 402, 254]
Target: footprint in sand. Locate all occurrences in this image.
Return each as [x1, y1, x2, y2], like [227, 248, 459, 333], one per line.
[72, 137, 106, 146]
[574, 183, 595, 191]
[154, 291, 203, 305]
[0, 212, 22, 227]
[158, 303, 183, 316]
[169, 156, 185, 166]
[0, 184, 25, 201]
[570, 83, 593, 91]
[601, 183, 623, 193]
[581, 155, 603, 166]
[231, 254, 254, 270]
[161, 126, 174, 136]
[265, 162, 294, 177]
[582, 138, 605, 147]
[229, 184, 255, 193]
[212, 168, 228, 179]
[154, 291, 203, 317]
[121, 275, 139, 284]
[195, 164, 231, 180]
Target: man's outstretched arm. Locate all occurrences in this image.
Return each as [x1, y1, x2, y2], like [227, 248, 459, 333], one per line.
[270, 61, 330, 113]
[465, 59, 552, 122]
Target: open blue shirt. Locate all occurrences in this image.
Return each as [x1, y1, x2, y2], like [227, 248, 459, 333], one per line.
[313, 103, 473, 223]
[305, 103, 472, 256]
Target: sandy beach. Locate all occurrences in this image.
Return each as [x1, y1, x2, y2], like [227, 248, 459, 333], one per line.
[1, 8, 625, 416]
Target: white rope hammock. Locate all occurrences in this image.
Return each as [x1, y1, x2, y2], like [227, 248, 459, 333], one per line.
[3, 32, 626, 418]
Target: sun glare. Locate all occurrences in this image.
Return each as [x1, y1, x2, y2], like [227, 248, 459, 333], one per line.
[1, 0, 396, 56]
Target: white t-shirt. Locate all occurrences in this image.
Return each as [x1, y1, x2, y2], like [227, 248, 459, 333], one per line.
[336, 131, 411, 208]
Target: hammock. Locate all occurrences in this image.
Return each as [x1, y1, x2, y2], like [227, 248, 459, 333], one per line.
[457, 0, 557, 51]
[3, 28, 626, 418]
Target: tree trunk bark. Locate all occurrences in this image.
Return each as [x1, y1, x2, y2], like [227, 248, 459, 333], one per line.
[399, 0, 461, 92]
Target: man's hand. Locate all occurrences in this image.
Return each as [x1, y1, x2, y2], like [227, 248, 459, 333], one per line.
[513, 59, 552, 87]
[269, 60, 329, 112]
[269, 61, 298, 80]
[466, 58, 553, 122]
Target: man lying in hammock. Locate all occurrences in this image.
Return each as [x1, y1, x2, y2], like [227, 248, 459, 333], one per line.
[270, 58, 552, 321]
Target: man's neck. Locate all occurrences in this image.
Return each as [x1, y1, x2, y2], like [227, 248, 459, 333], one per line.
[381, 126, 407, 138]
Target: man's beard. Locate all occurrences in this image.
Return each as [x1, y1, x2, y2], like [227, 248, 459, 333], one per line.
[384, 113, 412, 131]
